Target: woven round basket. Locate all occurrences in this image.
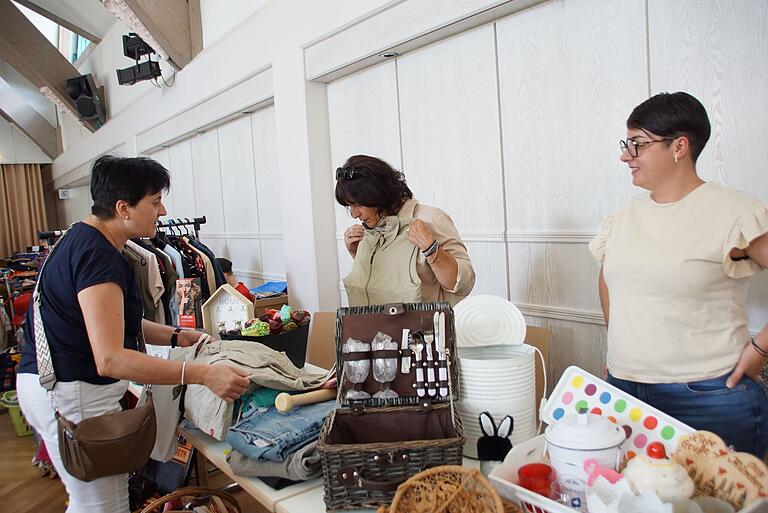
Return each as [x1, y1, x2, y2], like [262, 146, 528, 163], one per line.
[376, 465, 504, 513]
[138, 486, 241, 513]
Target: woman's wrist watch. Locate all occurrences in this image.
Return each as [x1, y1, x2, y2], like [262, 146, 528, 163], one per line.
[170, 327, 183, 348]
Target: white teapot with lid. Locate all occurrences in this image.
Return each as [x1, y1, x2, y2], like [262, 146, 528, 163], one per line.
[545, 410, 626, 510]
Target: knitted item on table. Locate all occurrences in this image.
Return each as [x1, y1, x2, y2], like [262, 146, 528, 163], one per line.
[242, 320, 270, 337]
[379, 465, 504, 513]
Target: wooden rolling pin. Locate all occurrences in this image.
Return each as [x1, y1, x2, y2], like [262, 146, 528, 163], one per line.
[274, 388, 337, 413]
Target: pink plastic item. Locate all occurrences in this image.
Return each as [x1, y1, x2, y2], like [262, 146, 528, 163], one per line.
[583, 458, 623, 486]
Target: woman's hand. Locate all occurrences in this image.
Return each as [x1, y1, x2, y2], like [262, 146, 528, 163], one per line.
[344, 224, 364, 257]
[407, 219, 435, 251]
[203, 365, 251, 403]
[726, 341, 767, 388]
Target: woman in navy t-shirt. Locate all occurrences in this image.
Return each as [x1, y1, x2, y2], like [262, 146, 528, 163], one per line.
[17, 156, 250, 513]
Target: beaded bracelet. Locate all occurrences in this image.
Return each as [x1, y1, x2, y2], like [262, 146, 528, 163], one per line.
[751, 337, 768, 358]
[422, 239, 439, 258]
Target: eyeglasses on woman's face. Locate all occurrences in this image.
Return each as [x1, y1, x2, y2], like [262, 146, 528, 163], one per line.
[619, 137, 676, 158]
[335, 166, 361, 180]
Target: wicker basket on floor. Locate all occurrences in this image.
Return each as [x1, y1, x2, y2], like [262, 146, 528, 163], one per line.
[138, 486, 240, 513]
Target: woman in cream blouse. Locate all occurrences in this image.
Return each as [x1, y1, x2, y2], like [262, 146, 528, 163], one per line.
[590, 92, 768, 457]
[336, 154, 475, 307]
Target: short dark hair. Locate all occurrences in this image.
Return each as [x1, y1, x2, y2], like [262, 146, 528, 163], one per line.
[216, 257, 233, 274]
[90, 155, 171, 219]
[626, 92, 711, 162]
[334, 155, 413, 216]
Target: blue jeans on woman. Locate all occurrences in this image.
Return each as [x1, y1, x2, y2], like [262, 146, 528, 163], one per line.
[607, 373, 768, 458]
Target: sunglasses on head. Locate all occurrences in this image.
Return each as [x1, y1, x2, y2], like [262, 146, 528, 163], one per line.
[335, 166, 361, 180]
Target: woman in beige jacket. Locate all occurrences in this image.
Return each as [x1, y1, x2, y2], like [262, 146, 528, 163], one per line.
[336, 154, 475, 307]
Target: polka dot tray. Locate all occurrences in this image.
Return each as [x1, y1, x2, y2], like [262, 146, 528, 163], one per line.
[541, 366, 695, 459]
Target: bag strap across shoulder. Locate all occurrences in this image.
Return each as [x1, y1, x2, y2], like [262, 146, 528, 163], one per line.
[34, 225, 74, 391]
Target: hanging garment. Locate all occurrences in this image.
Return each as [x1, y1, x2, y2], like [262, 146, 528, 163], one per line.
[122, 245, 155, 321]
[188, 238, 226, 289]
[137, 240, 178, 326]
[343, 203, 421, 307]
[173, 237, 210, 299]
[184, 238, 215, 300]
[126, 240, 165, 324]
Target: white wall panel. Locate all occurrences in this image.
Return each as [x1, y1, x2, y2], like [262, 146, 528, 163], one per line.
[190, 130, 226, 233]
[0, 118, 14, 163]
[327, 60, 402, 235]
[250, 106, 282, 233]
[749, 275, 768, 334]
[167, 140, 197, 220]
[464, 241, 507, 298]
[648, 0, 768, 197]
[226, 238, 263, 278]
[496, 0, 645, 231]
[199, 237, 226, 260]
[507, 242, 602, 312]
[259, 239, 286, 280]
[217, 116, 260, 234]
[398, 25, 503, 234]
[8, 125, 51, 164]
[55, 185, 92, 227]
[149, 148, 174, 218]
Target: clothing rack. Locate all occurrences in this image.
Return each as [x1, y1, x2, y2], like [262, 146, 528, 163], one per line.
[37, 229, 65, 246]
[156, 216, 207, 238]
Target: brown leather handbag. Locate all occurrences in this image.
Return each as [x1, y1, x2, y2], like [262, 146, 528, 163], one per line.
[33, 224, 157, 482]
[54, 388, 156, 481]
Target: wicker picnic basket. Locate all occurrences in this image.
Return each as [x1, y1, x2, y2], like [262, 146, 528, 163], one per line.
[318, 302, 465, 510]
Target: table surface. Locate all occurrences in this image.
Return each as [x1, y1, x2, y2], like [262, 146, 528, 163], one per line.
[134, 364, 485, 512]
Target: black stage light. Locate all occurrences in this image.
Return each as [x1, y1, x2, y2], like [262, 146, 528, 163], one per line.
[116, 60, 161, 86]
[65, 74, 106, 124]
[122, 33, 155, 61]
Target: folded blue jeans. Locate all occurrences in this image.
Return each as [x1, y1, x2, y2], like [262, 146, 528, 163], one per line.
[226, 400, 335, 462]
[607, 373, 768, 458]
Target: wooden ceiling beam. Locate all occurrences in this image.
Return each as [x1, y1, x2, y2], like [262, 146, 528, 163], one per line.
[0, 0, 100, 132]
[13, 0, 102, 44]
[0, 78, 58, 159]
[110, 0, 201, 70]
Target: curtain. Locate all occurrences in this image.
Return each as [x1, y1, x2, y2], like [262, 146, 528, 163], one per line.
[0, 164, 47, 257]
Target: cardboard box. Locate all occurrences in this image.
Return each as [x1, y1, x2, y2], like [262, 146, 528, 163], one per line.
[252, 293, 289, 316]
[306, 312, 336, 370]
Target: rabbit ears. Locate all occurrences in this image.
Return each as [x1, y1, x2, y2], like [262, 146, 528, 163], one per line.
[479, 412, 514, 438]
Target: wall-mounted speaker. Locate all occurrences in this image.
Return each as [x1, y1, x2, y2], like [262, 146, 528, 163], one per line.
[65, 74, 106, 125]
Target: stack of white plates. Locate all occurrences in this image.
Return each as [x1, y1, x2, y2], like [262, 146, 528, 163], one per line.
[453, 296, 538, 459]
[456, 344, 537, 457]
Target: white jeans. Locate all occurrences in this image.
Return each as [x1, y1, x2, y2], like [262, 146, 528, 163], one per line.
[16, 373, 130, 513]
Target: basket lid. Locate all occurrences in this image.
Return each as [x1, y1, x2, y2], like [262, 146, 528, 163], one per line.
[335, 302, 458, 409]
